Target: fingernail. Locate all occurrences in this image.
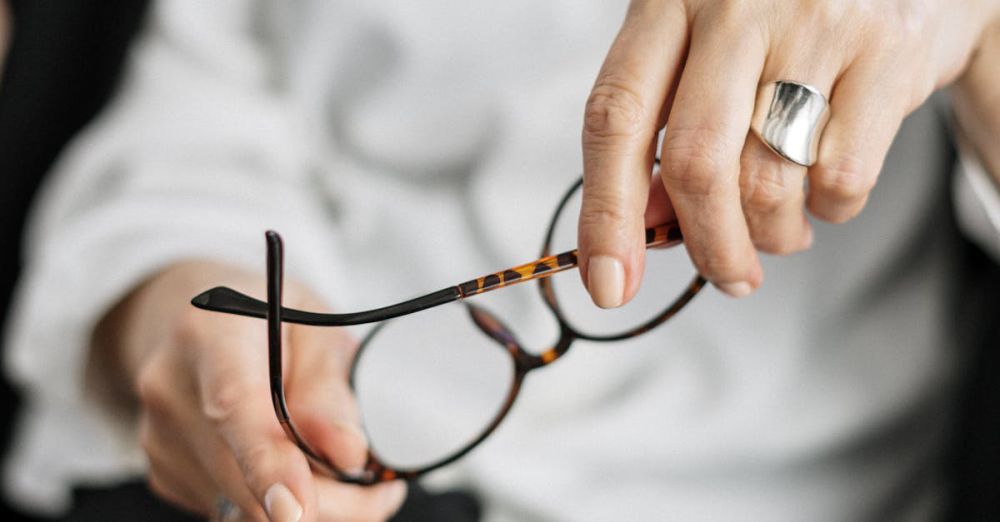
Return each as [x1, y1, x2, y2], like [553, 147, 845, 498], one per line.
[717, 282, 753, 298]
[264, 483, 302, 522]
[588, 256, 624, 308]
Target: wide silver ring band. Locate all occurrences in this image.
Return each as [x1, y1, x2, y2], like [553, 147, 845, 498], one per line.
[750, 80, 830, 167]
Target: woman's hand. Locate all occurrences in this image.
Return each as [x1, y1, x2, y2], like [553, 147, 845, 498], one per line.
[954, 16, 1000, 181]
[578, 0, 1000, 305]
[90, 260, 405, 521]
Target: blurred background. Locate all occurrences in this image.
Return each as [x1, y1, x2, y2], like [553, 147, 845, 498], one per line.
[0, 1, 169, 520]
[0, 1, 998, 521]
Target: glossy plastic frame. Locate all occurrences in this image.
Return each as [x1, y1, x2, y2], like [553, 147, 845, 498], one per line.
[191, 177, 706, 485]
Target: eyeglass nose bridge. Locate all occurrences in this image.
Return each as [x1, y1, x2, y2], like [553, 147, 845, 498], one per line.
[465, 303, 574, 371]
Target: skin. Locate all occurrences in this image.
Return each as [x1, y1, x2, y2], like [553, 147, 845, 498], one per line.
[578, 0, 1000, 305]
[954, 17, 1000, 183]
[90, 260, 405, 521]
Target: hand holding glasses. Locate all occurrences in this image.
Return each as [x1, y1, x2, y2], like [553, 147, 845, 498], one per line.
[192, 176, 705, 485]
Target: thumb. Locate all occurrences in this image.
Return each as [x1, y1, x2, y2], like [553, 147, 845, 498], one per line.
[284, 325, 369, 474]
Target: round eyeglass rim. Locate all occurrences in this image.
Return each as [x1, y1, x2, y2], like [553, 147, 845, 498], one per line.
[344, 174, 706, 483]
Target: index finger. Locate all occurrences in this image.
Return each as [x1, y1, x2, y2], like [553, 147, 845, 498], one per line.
[579, 0, 689, 308]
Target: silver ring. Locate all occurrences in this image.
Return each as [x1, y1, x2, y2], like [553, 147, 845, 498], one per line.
[750, 80, 830, 167]
[213, 496, 242, 522]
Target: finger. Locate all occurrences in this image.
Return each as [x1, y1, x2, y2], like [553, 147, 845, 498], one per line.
[740, 51, 839, 254]
[579, 0, 689, 308]
[740, 129, 813, 254]
[285, 325, 368, 473]
[807, 57, 906, 223]
[315, 478, 407, 521]
[738, 7, 848, 255]
[659, 3, 766, 296]
[195, 317, 318, 522]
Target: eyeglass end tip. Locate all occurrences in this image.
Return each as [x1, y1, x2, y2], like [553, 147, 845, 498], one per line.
[191, 290, 213, 308]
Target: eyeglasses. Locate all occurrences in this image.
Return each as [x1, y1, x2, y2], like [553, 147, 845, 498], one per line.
[191, 176, 705, 485]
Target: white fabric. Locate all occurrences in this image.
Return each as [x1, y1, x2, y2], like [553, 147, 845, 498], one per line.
[955, 141, 1000, 261]
[2, 0, 998, 519]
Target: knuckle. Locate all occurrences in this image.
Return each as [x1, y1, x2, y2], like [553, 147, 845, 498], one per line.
[713, 0, 753, 26]
[200, 379, 247, 425]
[811, 0, 854, 28]
[136, 359, 169, 414]
[583, 80, 648, 145]
[810, 1, 839, 24]
[579, 190, 631, 231]
[742, 167, 797, 213]
[888, 0, 930, 43]
[707, 0, 766, 42]
[662, 126, 736, 197]
[848, 1, 924, 59]
[811, 154, 876, 206]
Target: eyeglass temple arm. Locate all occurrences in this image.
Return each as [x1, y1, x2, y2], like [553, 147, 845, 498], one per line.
[190, 223, 682, 326]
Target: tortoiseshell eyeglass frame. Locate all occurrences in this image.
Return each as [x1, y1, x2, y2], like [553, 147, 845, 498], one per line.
[191, 176, 706, 486]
